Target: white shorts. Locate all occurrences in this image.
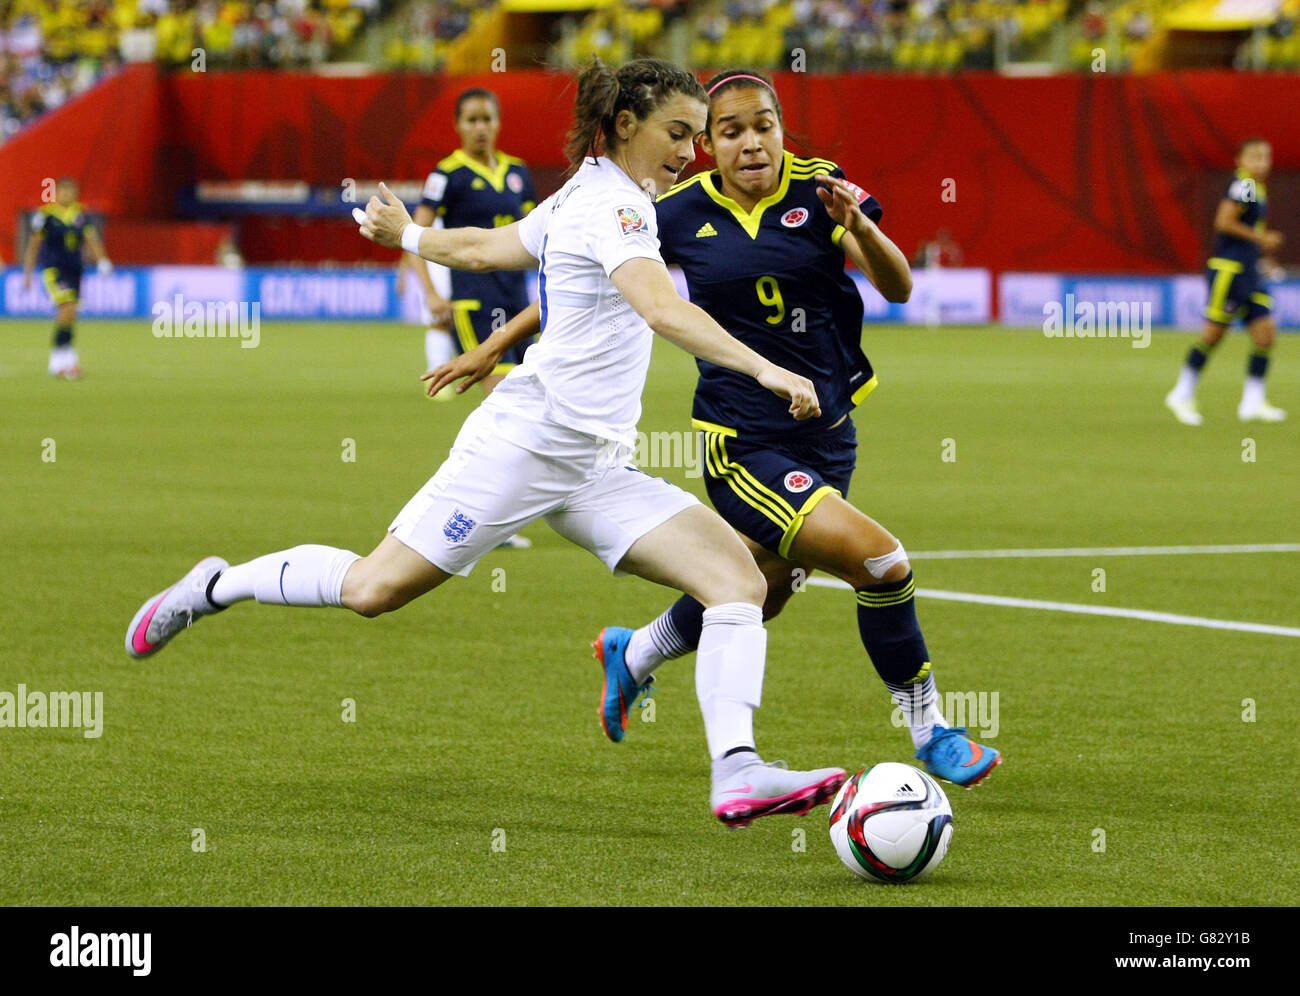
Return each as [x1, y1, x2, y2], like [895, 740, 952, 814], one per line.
[389, 374, 700, 576]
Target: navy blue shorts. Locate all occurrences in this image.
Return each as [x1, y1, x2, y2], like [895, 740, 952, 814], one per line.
[697, 415, 858, 559]
[41, 266, 82, 305]
[451, 298, 532, 369]
[1204, 257, 1271, 325]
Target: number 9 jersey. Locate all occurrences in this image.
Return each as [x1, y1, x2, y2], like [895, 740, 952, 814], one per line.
[655, 150, 882, 441]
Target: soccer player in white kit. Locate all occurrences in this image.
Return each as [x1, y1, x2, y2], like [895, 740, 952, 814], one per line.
[124, 58, 847, 828]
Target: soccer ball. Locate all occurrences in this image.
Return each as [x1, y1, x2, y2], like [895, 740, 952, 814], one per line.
[828, 762, 953, 883]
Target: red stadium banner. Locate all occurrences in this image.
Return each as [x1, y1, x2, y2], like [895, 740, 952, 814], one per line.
[2, 66, 1295, 274]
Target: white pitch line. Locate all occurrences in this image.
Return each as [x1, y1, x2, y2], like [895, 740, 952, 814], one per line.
[907, 543, 1300, 560]
[804, 577, 1300, 638]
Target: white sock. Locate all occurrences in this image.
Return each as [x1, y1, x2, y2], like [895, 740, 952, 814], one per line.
[1241, 376, 1266, 410]
[695, 602, 765, 759]
[1171, 365, 1200, 401]
[625, 626, 665, 684]
[210, 545, 361, 608]
[886, 674, 948, 750]
[425, 328, 455, 372]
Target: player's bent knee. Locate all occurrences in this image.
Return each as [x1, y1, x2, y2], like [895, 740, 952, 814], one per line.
[342, 576, 403, 618]
[849, 542, 911, 587]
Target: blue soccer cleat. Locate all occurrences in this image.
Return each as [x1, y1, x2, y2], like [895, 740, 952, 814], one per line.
[592, 626, 654, 742]
[915, 726, 1001, 788]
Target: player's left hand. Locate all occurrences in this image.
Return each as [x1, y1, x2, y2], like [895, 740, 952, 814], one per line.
[356, 182, 413, 249]
[815, 174, 866, 231]
[421, 342, 501, 397]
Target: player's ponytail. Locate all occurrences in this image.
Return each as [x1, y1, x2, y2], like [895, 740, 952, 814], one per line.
[565, 58, 707, 168]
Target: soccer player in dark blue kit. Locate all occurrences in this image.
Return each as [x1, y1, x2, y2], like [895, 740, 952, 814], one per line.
[21, 177, 112, 379]
[401, 88, 539, 397]
[426, 70, 1002, 789]
[1166, 138, 1286, 424]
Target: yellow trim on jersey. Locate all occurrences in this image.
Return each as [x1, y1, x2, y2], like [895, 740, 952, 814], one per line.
[691, 418, 737, 437]
[438, 150, 522, 194]
[699, 150, 795, 240]
[451, 299, 482, 354]
[656, 172, 709, 204]
[40, 202, 84, 226]
[850, 374, 879, 406]
[777, 484, 841, 559]
[1251, 292, 1272, 307]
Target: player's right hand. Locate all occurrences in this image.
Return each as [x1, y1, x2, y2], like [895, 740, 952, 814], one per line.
[756, 363, 821, 420]
[22, 273, 31, 291]
[421, 342, 500, 397]
[1262, 230, 1284, 253]
[356, 182, 413, 249]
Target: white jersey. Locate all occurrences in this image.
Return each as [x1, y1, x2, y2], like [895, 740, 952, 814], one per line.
[513, 156, 663, 448]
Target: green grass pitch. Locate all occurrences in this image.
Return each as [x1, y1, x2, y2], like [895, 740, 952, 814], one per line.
[1, 320, 1297, 906]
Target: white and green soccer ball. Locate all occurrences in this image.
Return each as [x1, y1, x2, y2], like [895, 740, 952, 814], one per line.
[828, 762, 953, 883]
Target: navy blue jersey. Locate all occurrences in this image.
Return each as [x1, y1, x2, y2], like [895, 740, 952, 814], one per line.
[33, 202, 93, 273]
[1209, 168, 1267, 268]
[420, 149, 537, 310]
[655, 151, 882, 440]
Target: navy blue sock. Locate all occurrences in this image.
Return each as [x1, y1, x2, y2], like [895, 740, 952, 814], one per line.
[855, 571, 931, 686]
[646, 594, 706, 658]
[1187, 345, 1210, 370]
[1248, 351, 1270, 378]
[53, 326, 73, 347]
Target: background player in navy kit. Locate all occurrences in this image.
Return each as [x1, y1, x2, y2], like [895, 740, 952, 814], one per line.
[427, 70, 1002, 788]
[21, 177, 112, 379]
[400, 88, 538, 397]
[1166, 138, 1286, 424]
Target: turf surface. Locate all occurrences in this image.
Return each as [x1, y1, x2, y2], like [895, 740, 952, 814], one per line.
[1, 320, 1296, 905]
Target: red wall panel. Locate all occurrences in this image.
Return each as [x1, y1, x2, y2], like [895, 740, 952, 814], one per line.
[4, 67, 1296, 273]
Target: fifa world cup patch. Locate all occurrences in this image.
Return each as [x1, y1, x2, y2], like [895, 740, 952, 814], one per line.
[442, 509, 477, 543]
[507, 172, 524, 193]
[783, 471, 813, 493]
[615, 206, 648, 237]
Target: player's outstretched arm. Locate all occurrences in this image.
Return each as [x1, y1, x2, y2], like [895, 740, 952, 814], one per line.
[612, 257, 821, 421]
[816, 174, 911, 303]
[355, 182, 537, 272]
[421, 301, 542, 397]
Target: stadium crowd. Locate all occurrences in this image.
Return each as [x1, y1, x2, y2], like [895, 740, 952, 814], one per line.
[1, 0, 386, 142]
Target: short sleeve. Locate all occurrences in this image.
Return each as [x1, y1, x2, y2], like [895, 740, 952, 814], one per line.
[31, 212, 46, 232]
[516, 192, 554, 258]
[589, 197, 662, 277]
[419, 170, 449, 213]
[1226, 176, 1257, 210]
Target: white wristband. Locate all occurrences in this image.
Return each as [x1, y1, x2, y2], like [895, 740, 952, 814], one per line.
[400, 223, 427, 254]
